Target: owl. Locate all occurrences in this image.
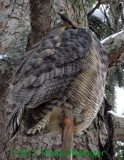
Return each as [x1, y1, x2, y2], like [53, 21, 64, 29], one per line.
[7, 14, 108, 138]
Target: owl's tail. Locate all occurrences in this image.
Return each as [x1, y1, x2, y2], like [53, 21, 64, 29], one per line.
[6, 106, 24, 139]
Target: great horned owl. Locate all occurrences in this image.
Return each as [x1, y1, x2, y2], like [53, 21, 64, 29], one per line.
[7, 14, 108, 138]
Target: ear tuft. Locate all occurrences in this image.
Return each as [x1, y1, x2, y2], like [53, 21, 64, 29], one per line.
[58, 13, 76, 29]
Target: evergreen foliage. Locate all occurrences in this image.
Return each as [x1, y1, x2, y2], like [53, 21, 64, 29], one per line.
[87, 0, 124, 109]
[88, 1, 124, 39]
[114, 141, 124, 160]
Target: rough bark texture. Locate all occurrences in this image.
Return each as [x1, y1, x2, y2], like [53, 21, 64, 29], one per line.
[27, 0, 88, 49]
[101, 31, 124, 70]
[26, 0, 51, 49]
[113, 115, 124, 142]
[0, 0, 123, 160]
[0, 0, 30, 55]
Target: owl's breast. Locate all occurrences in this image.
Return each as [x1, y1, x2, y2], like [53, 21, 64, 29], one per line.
[68, 40, 108, 134]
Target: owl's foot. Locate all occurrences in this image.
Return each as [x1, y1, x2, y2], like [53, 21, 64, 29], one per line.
[26, 118, 48, 135]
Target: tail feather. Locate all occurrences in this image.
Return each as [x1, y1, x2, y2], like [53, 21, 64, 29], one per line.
[6, 107, 24, 139]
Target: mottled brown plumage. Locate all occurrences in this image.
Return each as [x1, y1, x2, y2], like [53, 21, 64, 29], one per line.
[7, 14, 108, 138]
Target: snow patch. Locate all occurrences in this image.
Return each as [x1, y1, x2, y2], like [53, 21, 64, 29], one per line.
[101, 30, 124, 44]
[0, 54, 8, 59]
[108, 110, 124, 118]
[92, 9, 105, 22]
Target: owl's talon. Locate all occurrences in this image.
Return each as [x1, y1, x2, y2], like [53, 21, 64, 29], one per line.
[26, 119, 47, 135]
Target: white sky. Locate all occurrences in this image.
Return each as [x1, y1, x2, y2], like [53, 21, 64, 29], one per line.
[115, 87, 124, 115]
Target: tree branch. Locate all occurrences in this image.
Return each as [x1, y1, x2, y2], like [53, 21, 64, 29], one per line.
[101, 31, 124, 70]
[110, 113, 124, 142]
[87, 0, 101, 17]
[99, 0, 118, 4]
[104, 99, 124, 142]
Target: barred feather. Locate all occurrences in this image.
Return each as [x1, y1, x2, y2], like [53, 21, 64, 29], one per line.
[7, 14, 108, 137]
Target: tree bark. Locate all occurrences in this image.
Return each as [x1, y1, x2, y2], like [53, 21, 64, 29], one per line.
[101, 31, 124, 70]
[0, 0, 123, 160]
[112, 115, 124, 142]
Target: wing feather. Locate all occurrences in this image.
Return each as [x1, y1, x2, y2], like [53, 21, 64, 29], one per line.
[7, 28, 92, 136]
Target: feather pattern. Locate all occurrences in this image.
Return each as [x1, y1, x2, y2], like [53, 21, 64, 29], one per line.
[7, 28, 94, 137]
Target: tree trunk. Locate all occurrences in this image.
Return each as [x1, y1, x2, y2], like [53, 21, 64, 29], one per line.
[113, 115, 124, 142]
[0, 0, 123, 160]
[27, 0, 88, 49]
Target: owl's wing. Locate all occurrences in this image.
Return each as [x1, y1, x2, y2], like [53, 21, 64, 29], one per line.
[10, 28, 92, 108]
[7, 28, 92, 137]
